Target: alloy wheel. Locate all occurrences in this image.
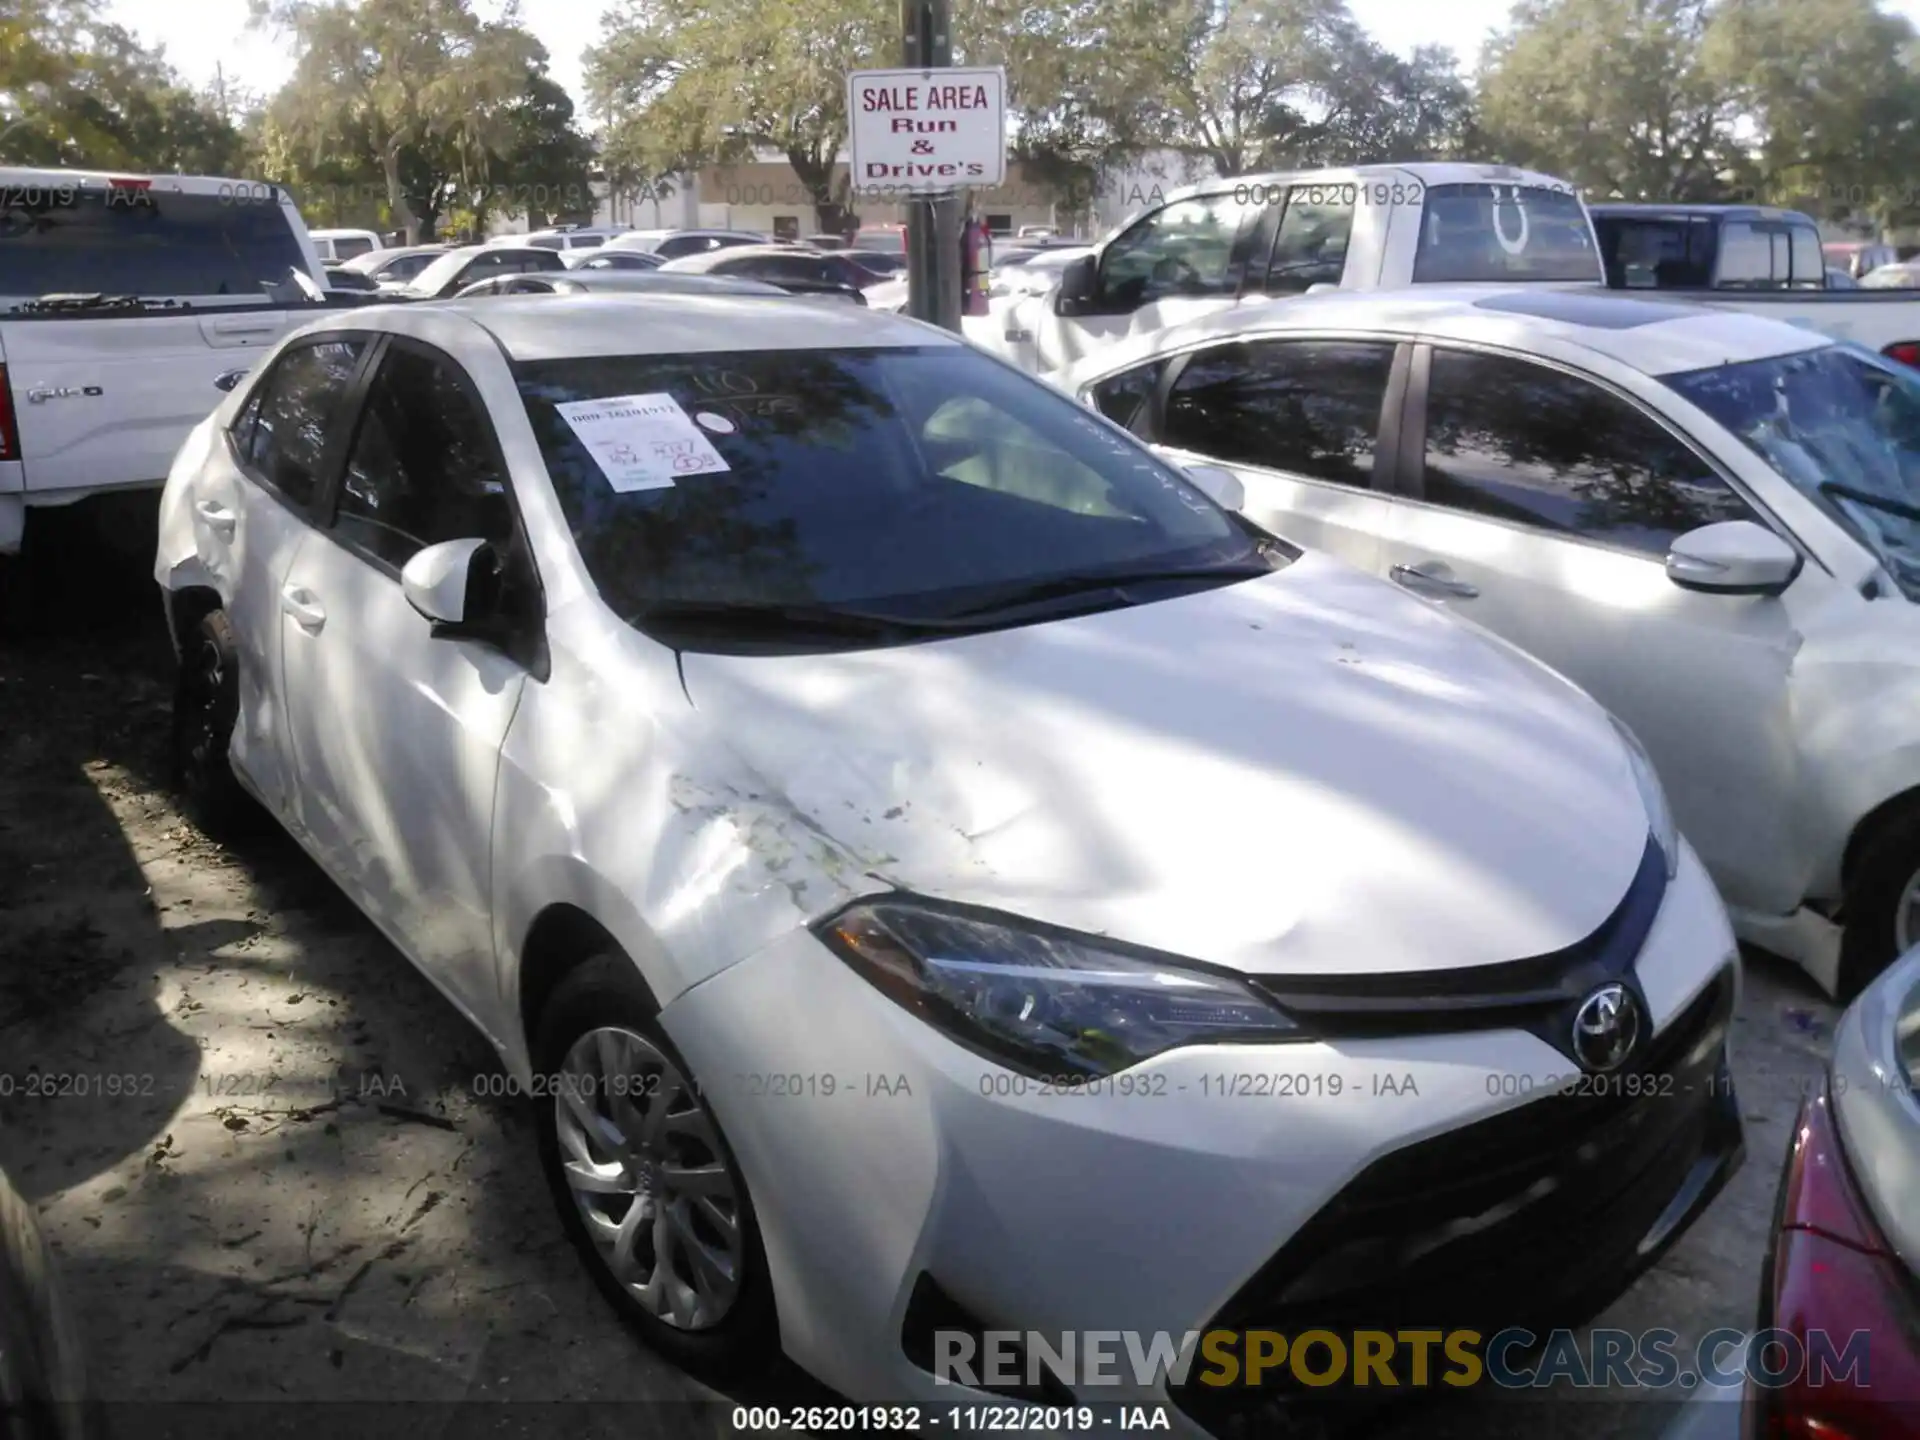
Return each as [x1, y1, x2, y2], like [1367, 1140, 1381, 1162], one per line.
[553, 1027, 744, 1330]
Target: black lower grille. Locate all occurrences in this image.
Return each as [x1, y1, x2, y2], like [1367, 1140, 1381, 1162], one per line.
[1171, 966, 1743, 1439]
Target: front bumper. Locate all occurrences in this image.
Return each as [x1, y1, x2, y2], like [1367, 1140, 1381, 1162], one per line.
[659, 844, 1744, 1435]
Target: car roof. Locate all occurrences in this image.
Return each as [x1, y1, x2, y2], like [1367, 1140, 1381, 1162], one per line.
[660, 245, 831, 271]
[1065, 284, 1834, 385]
[554, 272, 788, 295]
[314, 293, 960, 360]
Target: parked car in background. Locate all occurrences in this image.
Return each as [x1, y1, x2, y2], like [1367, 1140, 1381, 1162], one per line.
[657, 245, 870, 302]
[563, 249, 665, 272]
[323, 262, 380, 292]
[996, 162, 1600, 376]
[450, 271, 786, 300]
[1066, 287, 1920, 997]
[1827, 268, 1862, 289]
[155, 291, 1741, 1424]
[1750, 943, 1920, 1431]
[989, 246, 1093, 299]
[307, 227, 383, 262]
[842, 249, 906, 280]
[398, 245, 566, 298]
[0, 166, 344, 618]
[1863, 261, 1920, 292]
[0, 1154, 100, 1440]
[1825, 238, 1903, 279]
[600, 228, 766, 261]
[801, 233, 848, 249]
[338, 244, 448, 290]
[1589, 205, 1920, 364]
[851, 224, 906, 255]
[493, 227, 629, 252]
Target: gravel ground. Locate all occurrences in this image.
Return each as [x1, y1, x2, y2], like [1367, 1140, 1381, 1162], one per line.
[0, 515, 1840, 1439]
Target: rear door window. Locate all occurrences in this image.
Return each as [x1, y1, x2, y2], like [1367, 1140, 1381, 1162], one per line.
[1261, 187, 1355, 294]
[0, 186, 309, 298]
[1162, 339, 1395, 488]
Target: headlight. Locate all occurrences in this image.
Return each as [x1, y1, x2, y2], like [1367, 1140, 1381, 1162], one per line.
[1611, 716, 1678, 879]
[815, 898, 1303, 1080]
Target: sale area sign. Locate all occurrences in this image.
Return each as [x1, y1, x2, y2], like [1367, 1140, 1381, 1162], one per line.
[846, 67, 1008, 191]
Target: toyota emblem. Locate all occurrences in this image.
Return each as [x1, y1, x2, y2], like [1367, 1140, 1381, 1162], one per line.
[1571, 983, 1642, 1073]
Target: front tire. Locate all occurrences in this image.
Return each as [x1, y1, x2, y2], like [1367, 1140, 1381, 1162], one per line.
[170, 609, 254, 833]
[1839, 803, 1920, 999]
[532, 954, 777, 1376]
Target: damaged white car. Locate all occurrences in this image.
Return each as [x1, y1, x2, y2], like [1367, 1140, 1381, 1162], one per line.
[153, 294, 1742, 1429]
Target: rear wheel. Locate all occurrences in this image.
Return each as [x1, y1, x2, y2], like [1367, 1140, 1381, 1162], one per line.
[1839, 802, 1920, 999]
[170, 609, 255, 833]
[533, 954, 777, 1376]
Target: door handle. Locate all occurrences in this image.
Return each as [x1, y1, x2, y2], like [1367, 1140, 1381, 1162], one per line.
[1390, 563, 1479, 599]
[194, 498, 236, 539]
[280, 586, 327, 631]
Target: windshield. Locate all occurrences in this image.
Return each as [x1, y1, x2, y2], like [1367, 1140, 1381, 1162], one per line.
[1666, 344, 1920, 596]
[1412, 184, 1601, 283]
[0, 187, 309, 298]
[513, 344, 1274, 651]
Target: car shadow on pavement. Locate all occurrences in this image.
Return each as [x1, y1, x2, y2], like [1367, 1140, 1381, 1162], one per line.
[1, 516, 839, 1436]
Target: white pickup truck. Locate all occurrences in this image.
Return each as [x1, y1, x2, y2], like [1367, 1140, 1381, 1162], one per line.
[992, 162, 1602, 376]
[0, 167, 358, 621]
[991, 162, 1920, 378]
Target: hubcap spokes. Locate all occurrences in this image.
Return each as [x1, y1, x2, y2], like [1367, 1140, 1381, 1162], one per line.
[554, 1026, 743, 1329]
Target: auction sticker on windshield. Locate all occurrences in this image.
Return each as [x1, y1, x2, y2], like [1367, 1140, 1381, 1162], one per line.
[555, 392, 731, 491]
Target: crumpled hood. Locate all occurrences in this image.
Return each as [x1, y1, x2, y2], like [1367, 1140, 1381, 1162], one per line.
[680, 553, 1651, 976]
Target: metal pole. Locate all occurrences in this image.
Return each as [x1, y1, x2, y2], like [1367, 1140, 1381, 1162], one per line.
[902, 0, 961, 331]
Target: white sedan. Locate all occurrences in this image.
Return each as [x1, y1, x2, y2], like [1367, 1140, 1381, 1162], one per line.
[153, 293, 1740, 1423]
[1065, 287, 1920, 1000]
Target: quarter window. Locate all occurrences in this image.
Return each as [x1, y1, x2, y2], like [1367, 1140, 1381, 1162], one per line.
[1087, 360, 1166, 431]
[235, 338, 367, 507]
[1161, 339, 1395, 488]
[1419, 348, 1758, 555]
[333, 345, 514, 572]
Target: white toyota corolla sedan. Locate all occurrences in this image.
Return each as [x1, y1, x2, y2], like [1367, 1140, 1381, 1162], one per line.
[1064, 287, 1920, 1002]
[153, 295, 1742, 1430]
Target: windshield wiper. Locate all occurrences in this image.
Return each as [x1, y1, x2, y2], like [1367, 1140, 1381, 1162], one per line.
[630, 598, 977, 638]
[941, 559, 1277, 619]
[1819, 480, 1920, 524]
[10, 293, 187, 314]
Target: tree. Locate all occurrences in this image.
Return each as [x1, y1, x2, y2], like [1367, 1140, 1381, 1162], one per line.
[251, 0, 542, 242]
[1476, 0, 1735, 200]
[965, 0, 1175, 201]
[1701, 0, 1920, 225]
[481, 68, 597, 231]
[0, 0, 250, 172]
[1255, 40, 1477, 168]
[587, 0, 895, 233]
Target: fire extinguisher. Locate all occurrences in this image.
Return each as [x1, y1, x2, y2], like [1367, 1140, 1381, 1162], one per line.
[961, 216, 989, 317]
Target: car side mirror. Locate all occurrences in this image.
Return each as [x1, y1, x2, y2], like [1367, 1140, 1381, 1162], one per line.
[1666, 520, 1801, 596]
[401, 537, 501, 631]
[1183, 463, 1245, 512]
[1054, 254, 1097, 315]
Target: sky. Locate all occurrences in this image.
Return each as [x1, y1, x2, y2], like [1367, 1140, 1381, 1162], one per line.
[103, 0, 1920, 120]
